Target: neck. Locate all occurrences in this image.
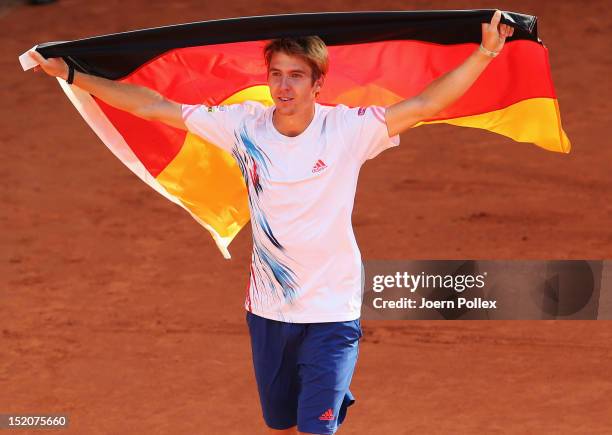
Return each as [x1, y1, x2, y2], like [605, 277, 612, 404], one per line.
[272, 104, 316, 137]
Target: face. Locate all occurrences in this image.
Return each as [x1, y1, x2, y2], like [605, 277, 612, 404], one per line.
[267, 51, 323, 116]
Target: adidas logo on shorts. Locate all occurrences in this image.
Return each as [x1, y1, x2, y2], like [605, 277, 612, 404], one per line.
[318, 408, 334, 421]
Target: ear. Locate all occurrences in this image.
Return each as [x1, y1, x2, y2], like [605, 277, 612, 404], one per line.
[313, 76, 325, 94]
[316, 75, 325, 90]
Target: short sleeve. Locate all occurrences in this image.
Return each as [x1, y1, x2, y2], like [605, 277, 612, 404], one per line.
[341, 105, 400, 165]
[181, 103, 253, 153]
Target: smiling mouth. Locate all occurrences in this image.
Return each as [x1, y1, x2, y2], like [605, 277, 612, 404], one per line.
[278, 97, 293, 102]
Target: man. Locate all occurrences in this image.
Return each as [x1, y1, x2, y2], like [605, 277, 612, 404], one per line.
[29, 10, 513, 435]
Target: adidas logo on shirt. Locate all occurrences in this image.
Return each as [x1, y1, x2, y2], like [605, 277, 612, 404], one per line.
[312, 159, 328, 173]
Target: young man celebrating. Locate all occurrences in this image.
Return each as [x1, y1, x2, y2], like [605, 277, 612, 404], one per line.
[29, 10, 513, 435]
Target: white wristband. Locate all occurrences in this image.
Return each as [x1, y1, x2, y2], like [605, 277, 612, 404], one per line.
[479, 43, 499, 58]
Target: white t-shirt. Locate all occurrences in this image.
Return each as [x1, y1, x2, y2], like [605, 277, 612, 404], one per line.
[182, 101, 399, 323]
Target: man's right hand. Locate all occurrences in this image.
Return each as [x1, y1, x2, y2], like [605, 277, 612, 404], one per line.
[27, 49, 187, 131]
[28, 50, 69, 80]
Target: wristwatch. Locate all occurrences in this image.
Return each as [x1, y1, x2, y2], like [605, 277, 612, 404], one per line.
[66, 65, 75, 84]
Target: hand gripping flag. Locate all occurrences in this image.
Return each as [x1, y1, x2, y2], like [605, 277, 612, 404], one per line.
[19, 10, 571, 258]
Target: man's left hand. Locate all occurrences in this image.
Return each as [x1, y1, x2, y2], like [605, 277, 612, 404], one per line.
[482, 10, 515, 54]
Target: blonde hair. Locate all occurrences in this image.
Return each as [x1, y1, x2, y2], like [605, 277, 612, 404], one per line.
[264, 36, 329, 83]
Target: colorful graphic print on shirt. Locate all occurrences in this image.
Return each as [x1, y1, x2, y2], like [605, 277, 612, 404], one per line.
[231, 123, 299, 307]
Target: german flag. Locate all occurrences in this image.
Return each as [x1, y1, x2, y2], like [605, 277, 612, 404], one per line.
[19, 10, 570, 257]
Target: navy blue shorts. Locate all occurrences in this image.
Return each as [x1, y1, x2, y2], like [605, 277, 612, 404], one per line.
[246, 311, 362, 434]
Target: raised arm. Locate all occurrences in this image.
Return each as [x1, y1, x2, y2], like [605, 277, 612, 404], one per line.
[27, 50, 186, 130]
[385, 10, 514, 137]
